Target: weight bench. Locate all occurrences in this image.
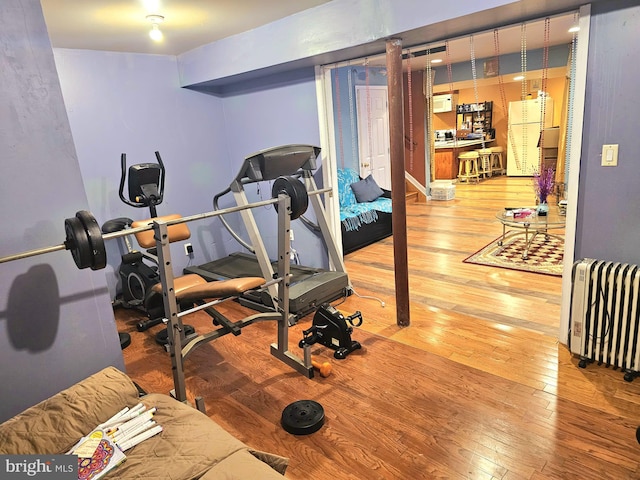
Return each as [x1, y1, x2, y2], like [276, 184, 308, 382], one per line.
[131, 214, 268, 348]
[129, 199, 314, 406]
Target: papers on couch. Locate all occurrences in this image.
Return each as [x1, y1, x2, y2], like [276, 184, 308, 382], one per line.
[67, 403, 163, 479]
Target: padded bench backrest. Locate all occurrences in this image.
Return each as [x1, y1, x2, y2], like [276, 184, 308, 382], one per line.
[132, 213, 191, 249]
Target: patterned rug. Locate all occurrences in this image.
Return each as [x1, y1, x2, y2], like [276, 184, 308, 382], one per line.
[463, 231, 564, 276]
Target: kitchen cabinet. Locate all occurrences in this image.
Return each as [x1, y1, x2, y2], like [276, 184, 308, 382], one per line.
[435, 151, 457, 179]
[456, 101, 494, 138]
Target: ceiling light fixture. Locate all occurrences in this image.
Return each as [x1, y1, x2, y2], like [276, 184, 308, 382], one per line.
[146, 14, 164, 42]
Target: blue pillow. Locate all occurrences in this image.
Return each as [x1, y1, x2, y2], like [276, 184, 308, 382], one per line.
[350, 175, 384, 203]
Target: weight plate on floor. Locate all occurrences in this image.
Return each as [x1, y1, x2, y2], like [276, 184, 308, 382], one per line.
[119, 332, 131, 350]
[75, 210, 107, 271]
[281, 400, 324, 435]
[271, 176, 308, 220]
[155, 325, 196, 346]
[64, 216, 93, 270]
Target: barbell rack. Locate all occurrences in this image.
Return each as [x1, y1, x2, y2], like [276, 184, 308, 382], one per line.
[1, 182, 333, 408]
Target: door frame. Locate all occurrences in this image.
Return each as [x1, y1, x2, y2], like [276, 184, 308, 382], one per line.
[315, 5, 591, 344]
[558, 4, 590, 342]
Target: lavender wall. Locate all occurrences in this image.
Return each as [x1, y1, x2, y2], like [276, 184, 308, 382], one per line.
[216, 73, 327, 267]
[53, 49, 235, 296]
[575, 0, 640, 263]
[0, 0, 123, 422]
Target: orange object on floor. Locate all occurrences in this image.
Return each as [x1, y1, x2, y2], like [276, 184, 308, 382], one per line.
[311, 359, 332, 377]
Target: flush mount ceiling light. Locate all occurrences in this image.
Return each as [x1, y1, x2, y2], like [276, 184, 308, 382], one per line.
[146, 14, 164, 42]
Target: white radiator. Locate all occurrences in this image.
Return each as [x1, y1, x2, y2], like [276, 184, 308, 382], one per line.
[570, 259, 640, 380]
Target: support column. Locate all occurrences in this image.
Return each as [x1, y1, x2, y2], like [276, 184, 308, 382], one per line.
[386, 38, 410, 327]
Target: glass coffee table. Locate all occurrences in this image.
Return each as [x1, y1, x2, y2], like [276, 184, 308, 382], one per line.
[495, 207, 566, 260]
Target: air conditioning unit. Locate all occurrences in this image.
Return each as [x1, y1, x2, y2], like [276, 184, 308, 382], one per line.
[433, 94, 456, 113]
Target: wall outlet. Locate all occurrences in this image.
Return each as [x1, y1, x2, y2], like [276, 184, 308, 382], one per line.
[184, 243, 193, 256]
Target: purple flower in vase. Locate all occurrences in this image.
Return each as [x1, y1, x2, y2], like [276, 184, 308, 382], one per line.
[533, 166, 555, 204]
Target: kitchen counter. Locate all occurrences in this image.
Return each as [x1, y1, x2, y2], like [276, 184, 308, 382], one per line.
[434, 138, 494, 149]
[433, 138, 496, 180]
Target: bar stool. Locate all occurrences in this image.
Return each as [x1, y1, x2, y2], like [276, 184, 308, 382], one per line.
[457, 151, 480, 183]
[489, 146, 505, 175]
[476, 148, 493, 178]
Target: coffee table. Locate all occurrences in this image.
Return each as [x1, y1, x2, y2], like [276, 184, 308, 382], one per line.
[495, 207, 566, 260]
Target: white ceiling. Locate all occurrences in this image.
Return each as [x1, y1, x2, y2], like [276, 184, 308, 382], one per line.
[40, 0, 332, 56]
[40, 1, 579, 81]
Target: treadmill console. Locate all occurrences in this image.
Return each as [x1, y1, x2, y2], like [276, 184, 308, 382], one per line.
[235, 144, 320, 184]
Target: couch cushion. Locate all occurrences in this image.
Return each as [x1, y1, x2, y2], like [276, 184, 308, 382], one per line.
[0, 367, 289, 480]
[350, 174, 384, 203]
[199, 449, 287, 479]
[0, 366, 140, 455]
[339, 197, 392, 231]
[105, 393, 251, 480]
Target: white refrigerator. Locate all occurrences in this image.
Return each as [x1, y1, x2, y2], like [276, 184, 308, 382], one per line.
[506, 97, 554, 176]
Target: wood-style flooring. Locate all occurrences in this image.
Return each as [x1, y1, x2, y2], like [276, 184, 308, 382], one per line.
[117, 176, 640, 480]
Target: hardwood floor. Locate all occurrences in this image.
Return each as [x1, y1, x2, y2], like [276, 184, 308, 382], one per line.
[117, 176, 640, 479]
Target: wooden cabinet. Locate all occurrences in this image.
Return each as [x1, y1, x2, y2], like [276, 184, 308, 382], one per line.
[435, 151, 457, 180]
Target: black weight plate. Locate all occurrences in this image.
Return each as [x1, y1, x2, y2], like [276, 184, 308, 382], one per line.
[76, 210, 107, 271]
[155, 325, 196, 346]
[119, 332, 131, 350]
[64, 217, 93, 269]
[271, 176, 309, 220]
[281, 400, 324, 435]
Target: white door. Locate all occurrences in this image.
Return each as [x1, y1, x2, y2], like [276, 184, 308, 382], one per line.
[355, 85, 391, 190]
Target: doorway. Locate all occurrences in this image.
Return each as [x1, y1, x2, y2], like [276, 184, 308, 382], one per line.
[355, 85, 391, 190]
[316, 7, 589, 343]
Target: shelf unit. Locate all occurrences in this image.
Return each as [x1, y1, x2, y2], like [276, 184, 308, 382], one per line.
[456, 101, 494, 138]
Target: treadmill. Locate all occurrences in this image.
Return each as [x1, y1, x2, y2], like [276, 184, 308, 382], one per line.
[184, 144, 350, 318]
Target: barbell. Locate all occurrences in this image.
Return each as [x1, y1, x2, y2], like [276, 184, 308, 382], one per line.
[0, 176, 323, 271]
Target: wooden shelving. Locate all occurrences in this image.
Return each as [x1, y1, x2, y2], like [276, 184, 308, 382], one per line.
[456, 101, 494, 138]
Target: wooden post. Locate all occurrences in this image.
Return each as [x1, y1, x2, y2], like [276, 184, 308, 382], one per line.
[386, 38, 410, 327]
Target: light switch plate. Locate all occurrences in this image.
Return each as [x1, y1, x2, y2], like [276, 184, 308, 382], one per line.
[601, 144, 618, 167]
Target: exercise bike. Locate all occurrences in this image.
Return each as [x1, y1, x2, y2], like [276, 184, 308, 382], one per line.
[102, 152, 193, 343]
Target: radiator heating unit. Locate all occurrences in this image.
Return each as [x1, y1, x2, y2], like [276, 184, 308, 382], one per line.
[570, 258, 640, 381]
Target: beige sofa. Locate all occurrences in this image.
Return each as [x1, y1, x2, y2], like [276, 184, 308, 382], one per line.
[0, 366, 288, 479]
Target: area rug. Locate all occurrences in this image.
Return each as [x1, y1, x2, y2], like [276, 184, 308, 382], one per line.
[463, 231, 564, 276]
